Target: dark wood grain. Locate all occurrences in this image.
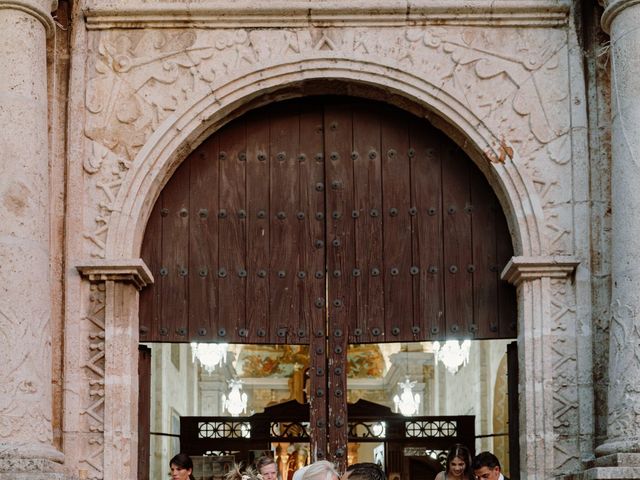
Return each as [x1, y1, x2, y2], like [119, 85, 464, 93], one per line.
[381, 107, 413, 341]
[218, 120, 247, 343]
[140, 195, 163, 341]
[410, 119, 445, 341]
[471, 172, 498, 339]
[140, 97, 515, 345]
[160, 159, 190, 342]
[188, 137, 219, 341]
[352, 104, 383, 344]
[298, 104, 327, 459]
[324, 103, 352, 468]
[245, 112, 271, 344]
[269, 106, 300, 344]
[441, 146, 473, 339]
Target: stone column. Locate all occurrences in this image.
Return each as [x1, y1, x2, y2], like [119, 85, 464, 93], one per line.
[0, 0, 60, 474]
[591, 0, 640, 473]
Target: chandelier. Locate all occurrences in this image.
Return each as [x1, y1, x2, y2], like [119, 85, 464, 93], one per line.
[222, 379, 248, 416]
[393, 377, 421, 416]
[191, 342, 229, 373]
[432, 340, 471, 375]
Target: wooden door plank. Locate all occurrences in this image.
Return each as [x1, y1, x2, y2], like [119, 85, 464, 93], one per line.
[160, 160, 191, 341]
[245, 112, 271, 344]
[218, 121, 247, 343]
[269, 107, 300, 344]
[324, 103, 353, 468]
[441, 147, 473, 339]
[298, 105, 325, 344]
[409, 119, 445, 341]
[381, 107, 413, 341]
[352, 104, 383, 344]
[140, 195, 163, 341]
[189, 137, 219, 341]
[497, 213, 517, 337]
[137, 345, 152, 480]
[299, 104, 327, 459]
[471, 175, 498, 339]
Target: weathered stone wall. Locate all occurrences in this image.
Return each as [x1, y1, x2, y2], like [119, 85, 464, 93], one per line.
[0, 0, 614, 478]
[64, 2, 592, 478]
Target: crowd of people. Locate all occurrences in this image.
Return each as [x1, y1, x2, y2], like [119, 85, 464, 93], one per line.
[168, 446, 507, 480]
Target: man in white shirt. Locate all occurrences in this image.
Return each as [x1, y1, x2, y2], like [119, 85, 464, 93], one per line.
[472, 451, 509, 480]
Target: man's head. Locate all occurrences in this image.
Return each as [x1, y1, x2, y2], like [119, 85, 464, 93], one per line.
[342, 463, 384, 480]
[471, 452, 501, 480]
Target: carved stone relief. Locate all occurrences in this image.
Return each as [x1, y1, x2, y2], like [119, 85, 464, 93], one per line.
[82, 25, 574, 260]
[607, 298, 640, 440]
[550, 278, 581, 474]
[0, 306, 53, 445]
[76, 17, 587, 480]
[80, 283, 106, 480]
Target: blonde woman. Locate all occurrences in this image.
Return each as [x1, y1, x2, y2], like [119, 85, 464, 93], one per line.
[301, 461, 340, 480]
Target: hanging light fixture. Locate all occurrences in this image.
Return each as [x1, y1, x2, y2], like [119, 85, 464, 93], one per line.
[222, 378, 248, 416]
[393, 376, 421, 416]
[432, 340, 471, 375]
[191, 342, 229, 373]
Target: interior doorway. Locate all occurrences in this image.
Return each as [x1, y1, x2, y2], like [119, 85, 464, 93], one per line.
[140, 340, 513, 480]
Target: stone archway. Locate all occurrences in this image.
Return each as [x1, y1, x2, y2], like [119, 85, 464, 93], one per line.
[77, 56, 579, 480]
[101, 57, 547, 261]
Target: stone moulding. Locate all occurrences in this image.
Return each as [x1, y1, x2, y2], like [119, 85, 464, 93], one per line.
[83, 0, 570, 29]
[501, 255, 580, 285]
[76, 259, 154, 290]
[0, 0, 58, 36]
[601, 0, 640, 32]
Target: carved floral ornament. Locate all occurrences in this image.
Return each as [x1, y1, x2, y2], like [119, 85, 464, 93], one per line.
[82, 23, 573, 260]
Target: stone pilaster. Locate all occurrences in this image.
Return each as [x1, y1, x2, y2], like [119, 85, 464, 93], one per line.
[77, 260, 153, 480]
[502, 256, 579, 480]
[0, 0, 62, 476]
[584, 1, 640, 477]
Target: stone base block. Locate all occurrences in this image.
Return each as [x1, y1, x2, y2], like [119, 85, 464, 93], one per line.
[0, 475, 66, 480]
[564, 453, 640, 480]
[594, 454, 640, 468]
[0, 457, 65, 478]
[577, 467, 640, 480]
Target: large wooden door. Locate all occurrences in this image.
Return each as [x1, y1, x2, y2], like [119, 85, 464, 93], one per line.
[140, 97, 516, 463]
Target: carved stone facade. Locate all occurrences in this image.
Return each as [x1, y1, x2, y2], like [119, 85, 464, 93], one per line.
[1, 0, 638, 478]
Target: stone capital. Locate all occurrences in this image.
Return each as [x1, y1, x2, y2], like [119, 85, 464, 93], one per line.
[0, 0, 58, 37]
[77, 258, 154, 290]
[602, 0, 640, 32]
[501, 255, 580, 286]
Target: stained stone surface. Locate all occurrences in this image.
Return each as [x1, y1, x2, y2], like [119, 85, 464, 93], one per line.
[0, 0, 633, 478]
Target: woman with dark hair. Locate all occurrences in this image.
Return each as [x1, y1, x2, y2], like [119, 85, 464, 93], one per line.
[170, 453, 195, 480]
[435, 444, 473, 480]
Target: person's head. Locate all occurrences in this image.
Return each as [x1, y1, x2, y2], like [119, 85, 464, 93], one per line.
[256, 456, 278, 480]
[301, 460, 340, 480]
[169, 453, 194, 480]
[342, 462, 385, 480]
[446, 444, 472, 478]
[472, 452, 501, 480]
[226, 463, 262, 480]
[293, 465, 310, 480]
